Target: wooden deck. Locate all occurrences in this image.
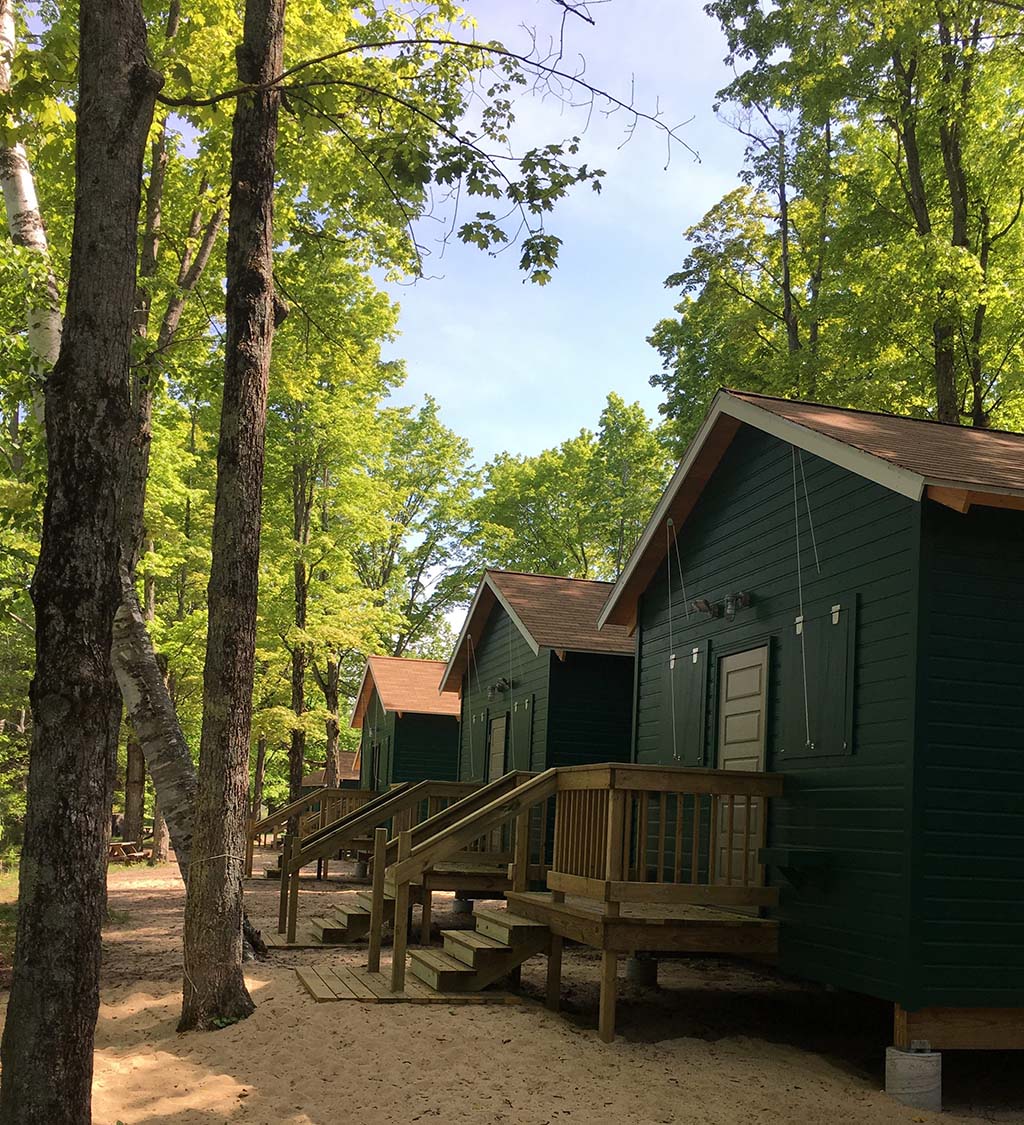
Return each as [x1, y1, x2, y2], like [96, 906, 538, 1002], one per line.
[505, 891, 778, 955]
[295, 963, 521, 1005]
[262, 927, 327, 950]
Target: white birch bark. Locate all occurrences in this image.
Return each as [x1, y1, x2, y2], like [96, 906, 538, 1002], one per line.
[0, 0, 62, 400]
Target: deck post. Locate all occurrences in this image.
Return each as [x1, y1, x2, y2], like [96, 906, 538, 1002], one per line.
[420, 890, 432, 945]
[244, 820, 255, 878]
[367, 827, 387, 973]
[512, 809, 530, 892]
[546, 934, 563, 1011]
[287, 841, 301, 943]
[599, 950, 618, 1042]
[277, 835, 293, 933]
[390, 831, 412, 992]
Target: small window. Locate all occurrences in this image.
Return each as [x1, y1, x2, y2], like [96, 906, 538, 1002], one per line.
[780, 593, 857, 759]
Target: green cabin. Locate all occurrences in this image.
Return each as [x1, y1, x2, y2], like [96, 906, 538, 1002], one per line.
[599, 389, 1024, 1030]
[439, 570, 636, 781]
[351, 655, 461, 789]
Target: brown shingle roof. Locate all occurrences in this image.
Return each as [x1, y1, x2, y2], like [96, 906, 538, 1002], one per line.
[302, 754, 359, 786]
[486, 570, 635, 656]
[440, 570, 634, 694]
[350, 656, 459, 729]
[730, 390, 1024, 494]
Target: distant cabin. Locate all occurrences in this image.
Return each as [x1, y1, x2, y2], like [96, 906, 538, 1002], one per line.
[301, 754, 360, 790]
[440, 570, 635, 781]
[351, 656, 460, 789]
[600, 388, 1024, 1016]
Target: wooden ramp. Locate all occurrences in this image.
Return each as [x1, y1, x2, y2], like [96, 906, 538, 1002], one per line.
[295, 963, 521, 1005]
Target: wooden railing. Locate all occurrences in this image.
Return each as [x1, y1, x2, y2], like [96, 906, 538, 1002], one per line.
[244, 786, 381, 876]
[548, 764, 783, 911]
[365, 771, 538, 971]
[278, 779, 481, 943]
[383, 763, 783, 990]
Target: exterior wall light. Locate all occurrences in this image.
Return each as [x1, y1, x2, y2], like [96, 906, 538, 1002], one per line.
[723, 591, 752, 621]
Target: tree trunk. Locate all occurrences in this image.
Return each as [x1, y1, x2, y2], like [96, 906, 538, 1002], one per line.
[112, 576, 266, 964]
[323, 657, 341, 786]
[251, 734, 267, 818]
[0, 0, 62, 402]
[112, 577, 195, 886]
[179, 0, 285, 1032]
[150, 798, 170, 864]
[0, 3, 159, 1120]
[123, 737, 146, 844]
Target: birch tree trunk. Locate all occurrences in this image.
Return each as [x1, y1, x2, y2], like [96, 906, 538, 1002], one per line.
[0, 0, 62, 402]
[179, 0, 285, 1032]
[0, 2, 160, 1119]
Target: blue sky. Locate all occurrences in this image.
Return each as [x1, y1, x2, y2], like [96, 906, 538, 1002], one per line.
[383, 1, 747, 462]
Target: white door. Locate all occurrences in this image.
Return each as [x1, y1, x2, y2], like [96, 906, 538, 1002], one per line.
[714, 647, 768, 888]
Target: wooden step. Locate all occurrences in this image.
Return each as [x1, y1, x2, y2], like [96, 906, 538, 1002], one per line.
[443, 928, 509, 968]
[308, 914, 353, 943]
[408, 948, 478, 992]
[473, 907, 547, 944]
[354, 890, 395, 910]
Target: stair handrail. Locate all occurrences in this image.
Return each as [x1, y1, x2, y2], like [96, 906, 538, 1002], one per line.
[280, 779, 480, 942]
[250, 786, 331, 836]
[293, 781, 414, 859]
[386, 768, 560, 990]
[389, 768, 558, 888]
[381, 770, 536, 866]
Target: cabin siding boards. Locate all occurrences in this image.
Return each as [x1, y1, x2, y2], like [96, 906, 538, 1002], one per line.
[357, 685, 458, 788]
[393, 713, 461, 784]
[455, 599, 634, 779]
[547, 651, 634, 768]
[634, 426, 920, 1002]
[913, 503, 1024, 1008]
[358, 691, 395, 789]
[458, 608, 551, 780]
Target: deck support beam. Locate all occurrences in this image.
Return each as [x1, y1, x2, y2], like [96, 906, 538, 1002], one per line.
[390, 831, 412, 992]
[277, 835, 293, 933]
[287, 846, 300, 944]
[546, 934, 563, 1011]
[599, 950, 618, 1042]
[420, 890, 432, 944]
[367, 827, 387, 973]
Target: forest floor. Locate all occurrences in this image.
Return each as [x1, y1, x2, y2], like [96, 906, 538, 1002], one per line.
[0, 851, 1021, 1124]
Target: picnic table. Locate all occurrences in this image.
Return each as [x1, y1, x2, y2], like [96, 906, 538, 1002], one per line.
[108, 841, 147, 863]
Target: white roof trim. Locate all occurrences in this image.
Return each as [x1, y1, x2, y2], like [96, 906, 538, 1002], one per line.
[598, 390, 927, 629]
[438, 573, 541, 694]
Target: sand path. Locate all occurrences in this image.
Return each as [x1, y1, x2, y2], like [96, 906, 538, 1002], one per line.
[2, 853, 1019, 1124]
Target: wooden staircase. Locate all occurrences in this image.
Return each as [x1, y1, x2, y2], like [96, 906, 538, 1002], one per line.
[408, 907, 549, 992]
[310, 889, 397, 944]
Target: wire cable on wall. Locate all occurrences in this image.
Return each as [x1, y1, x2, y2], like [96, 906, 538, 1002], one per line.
[666, 520, 680, 762]
[792, 447, 813, 750]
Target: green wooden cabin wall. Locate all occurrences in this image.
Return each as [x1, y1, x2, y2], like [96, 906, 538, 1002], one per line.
[456, 600, 636, 779]
[357, 686, 459, 787]
[912, 502, 1024, 1008]
[547, 650, 634, 767]
[458, 607, 551, 780]
[634, 425, 921, 1004]
[392, 712, 460, 783]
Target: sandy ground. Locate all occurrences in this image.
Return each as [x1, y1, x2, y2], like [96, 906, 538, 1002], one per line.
[2, 850, 1021, 1125]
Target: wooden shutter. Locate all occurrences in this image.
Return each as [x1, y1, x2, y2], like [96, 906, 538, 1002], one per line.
[510, 693, 534, 772]
[658, 640, 708, 766]
[781, 593, 857, 759]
